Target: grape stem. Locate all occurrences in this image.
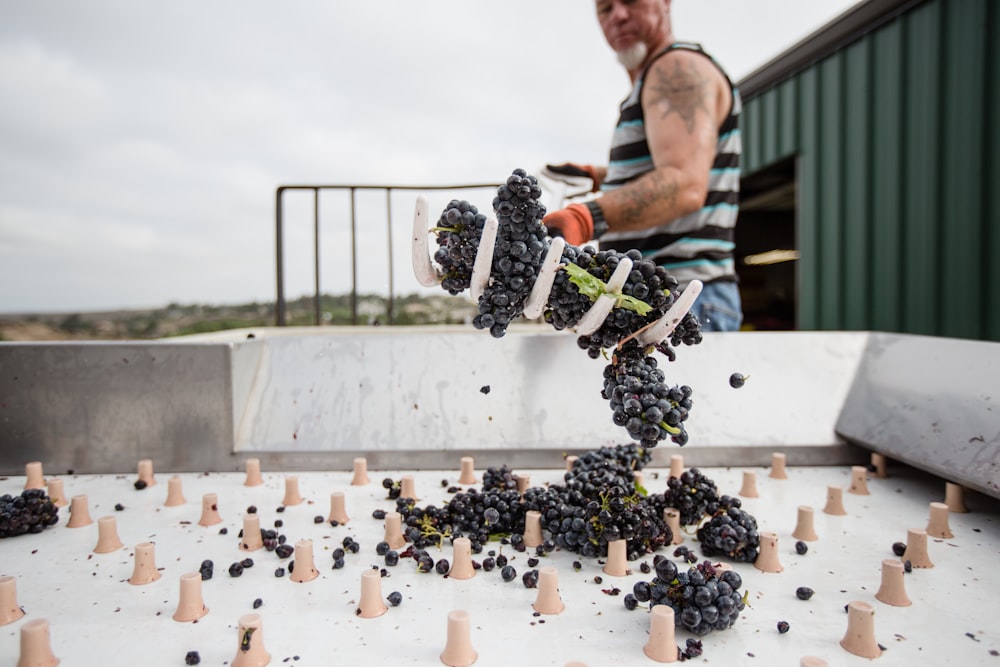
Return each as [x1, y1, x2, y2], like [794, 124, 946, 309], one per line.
[616, 318, 660, 351]
[659, 421, 682, 436]
[416, 514, 451, 549]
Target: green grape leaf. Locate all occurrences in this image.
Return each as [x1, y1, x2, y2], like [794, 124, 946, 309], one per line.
[561, 263, 654, 316]
[562, 263, 604, 300]
[615, 293, 653, 316]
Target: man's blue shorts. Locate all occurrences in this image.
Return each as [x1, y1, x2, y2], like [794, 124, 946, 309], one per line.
[687, 280, 743, 332]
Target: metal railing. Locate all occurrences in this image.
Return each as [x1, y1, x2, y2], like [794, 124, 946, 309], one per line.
[274, 183, 502, 326]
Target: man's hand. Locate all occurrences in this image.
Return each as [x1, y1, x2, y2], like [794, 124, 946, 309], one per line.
[543, 163, 603, 192]
[543, 204, 594, 246]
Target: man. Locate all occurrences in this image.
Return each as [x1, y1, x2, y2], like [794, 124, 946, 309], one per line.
[543, 0, 743, 332]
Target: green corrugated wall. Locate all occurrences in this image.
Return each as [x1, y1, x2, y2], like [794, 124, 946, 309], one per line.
[741, 0, 999, 341]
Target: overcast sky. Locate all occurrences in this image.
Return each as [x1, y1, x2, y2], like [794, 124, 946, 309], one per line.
[0, 0, 861, 314]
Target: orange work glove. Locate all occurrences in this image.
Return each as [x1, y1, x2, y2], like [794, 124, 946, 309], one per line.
[543, 203, 594, 247]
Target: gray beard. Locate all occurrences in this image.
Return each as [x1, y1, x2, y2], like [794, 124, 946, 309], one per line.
[616, 42, 649, 71]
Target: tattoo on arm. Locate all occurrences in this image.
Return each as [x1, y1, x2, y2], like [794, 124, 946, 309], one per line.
[647, 58, 711, 134]
[619, 170, 679, 223]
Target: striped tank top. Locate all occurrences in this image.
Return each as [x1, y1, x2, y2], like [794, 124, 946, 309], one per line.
[599, 42, 741, 287]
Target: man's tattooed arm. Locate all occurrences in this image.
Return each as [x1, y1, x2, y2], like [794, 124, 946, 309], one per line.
[645, 58, 713, 134]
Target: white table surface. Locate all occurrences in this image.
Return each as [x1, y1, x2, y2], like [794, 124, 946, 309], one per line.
[1, 458, 997, 666]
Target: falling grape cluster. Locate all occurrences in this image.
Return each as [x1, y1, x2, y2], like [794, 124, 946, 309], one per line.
[549, 245, 702, 448]
[429, 168, 703, 447]
[603, 340, 694, 447]
[541, 243, 597, 331]
[557, 248, 681, 355]
[472, 169, 548, 338]
[433, 200, 488, 295]
[0, 489, 60, 538]
[549, 244, 703, 363]
[627, 558, 747, 636]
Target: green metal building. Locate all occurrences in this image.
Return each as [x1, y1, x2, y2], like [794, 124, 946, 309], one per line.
[734, 0, 998, 341]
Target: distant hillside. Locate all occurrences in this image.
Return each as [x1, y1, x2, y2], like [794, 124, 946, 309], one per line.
[0, 293, 478, 341]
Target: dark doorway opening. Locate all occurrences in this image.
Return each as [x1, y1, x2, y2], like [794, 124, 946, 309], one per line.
[736, 157, 797, 330]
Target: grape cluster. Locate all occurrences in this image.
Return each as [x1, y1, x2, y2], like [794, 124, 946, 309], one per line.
[542, 244, 598, 331]
[521, 483, 670, 561]
[564, 457, 637, 498]
[481, 465, 518, 493]
[560, 249, 678, 355]
[472, 169, 548, 338]
[655, 309, 704, 361]
[520, 485, 589, 551]
[519, 445, 672, 560]
[603, 340, 694, 447]
[585, 485, 672, 560]
[392, 486, 527, 551]
[386, 445, 670, 562]
[571, 443, 652, 473]
[433, 200, 488, 295]
[382, 477, 402, 500]
[545, 245, 702, 367]
[654, 468, 721, 527]
[428, 169, 703, 447]
[696, 496, 761, 563]
[629, 559, 746, 636]
[0, 489, 60, 538]
[449, 487, 527, 544]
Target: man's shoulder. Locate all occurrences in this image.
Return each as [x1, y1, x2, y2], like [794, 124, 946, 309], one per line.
[643, 46, 729, 93]
[641, 45, 734, 124]
[649, 44, 721, 74]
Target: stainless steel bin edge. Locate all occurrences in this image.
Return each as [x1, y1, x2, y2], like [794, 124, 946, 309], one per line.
[2, 328, 871, 474]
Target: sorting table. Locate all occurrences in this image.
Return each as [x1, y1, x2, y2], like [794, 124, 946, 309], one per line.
[1, 458, 997, 666]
